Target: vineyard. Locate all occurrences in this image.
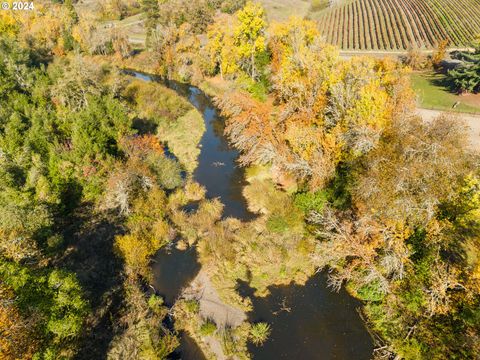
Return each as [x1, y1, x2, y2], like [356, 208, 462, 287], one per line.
[314, 0, 480, 50]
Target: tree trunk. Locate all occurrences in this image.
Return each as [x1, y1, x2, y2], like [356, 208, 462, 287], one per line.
[250, 50, 256, 80]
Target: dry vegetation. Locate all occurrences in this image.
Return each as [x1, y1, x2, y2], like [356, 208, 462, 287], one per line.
[258, 0, 311, 21]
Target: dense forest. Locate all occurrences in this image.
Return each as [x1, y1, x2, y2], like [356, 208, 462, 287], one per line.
[0, 1, 479, 359]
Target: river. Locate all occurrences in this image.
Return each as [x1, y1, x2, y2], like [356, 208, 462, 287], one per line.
[129, 71, 374, 359]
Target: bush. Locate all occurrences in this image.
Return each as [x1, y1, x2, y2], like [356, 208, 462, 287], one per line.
[356, 280, 385, 302]
[185, 299, 200, 313]
[46, 234, 64, 251]
[294, 190, 328, 214]
[220, 326, 238, 355]
[199, 319, 217, 336]
[310, 0, 329, 12]
[249, 322, 271, 346]
[123, 80, 191, 123]
[148, 294, 164, 314]
[148, 154, 183, 190]
[236, 74, 269, 101]
[266, 214, 290, 233]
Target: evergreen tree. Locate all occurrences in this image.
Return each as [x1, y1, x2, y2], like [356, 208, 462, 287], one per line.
[448, 37, 480, 93]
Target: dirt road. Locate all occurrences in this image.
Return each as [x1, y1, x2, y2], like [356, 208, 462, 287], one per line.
[417, 108, 480, 151]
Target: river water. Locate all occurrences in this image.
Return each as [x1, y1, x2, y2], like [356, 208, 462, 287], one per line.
[129, 72, 374, 359]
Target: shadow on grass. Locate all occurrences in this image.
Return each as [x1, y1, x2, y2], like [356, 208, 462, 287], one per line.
[431, 72, 457, 94]
[53, 205, 126, 360]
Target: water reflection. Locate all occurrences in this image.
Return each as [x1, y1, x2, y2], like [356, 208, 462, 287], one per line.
[238, 273, 373, 359]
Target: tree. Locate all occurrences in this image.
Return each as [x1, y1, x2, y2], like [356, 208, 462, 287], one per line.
[448, 40, 480, 93]
[142, 0, 160, 45]
[150, 22, 200, 80]
[64, 0, 79, 24]
[404, 46, 428, 70]
[0, 285, 39, 359]
[219, 0, 247, 13]
[218, 42, 409, 190]
[234, 1, 267, 80]
[158, 0, 215, 34]
[448, 62, 480, 93]
[309, 113, 478, 358]
[0, 10, 19, 37]
[50, 56, 104, 110]
[99, 0, 128, 20]
[205, 14, 239, 78]
[431, 39, 449, 69]
[0, 260, 88, 357]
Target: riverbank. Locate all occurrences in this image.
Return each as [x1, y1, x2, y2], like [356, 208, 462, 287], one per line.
[135, 73, 374, 359]
[175, 269, 250, 360]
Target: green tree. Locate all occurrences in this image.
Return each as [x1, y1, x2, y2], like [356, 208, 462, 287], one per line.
[448, 42, 480, 94]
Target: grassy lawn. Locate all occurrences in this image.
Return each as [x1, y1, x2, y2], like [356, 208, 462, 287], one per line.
[411, 72, 480, 114]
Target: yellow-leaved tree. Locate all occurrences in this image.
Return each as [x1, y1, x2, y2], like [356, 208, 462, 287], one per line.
[205, 14, 239, 78]
[233, 1, 267, 80]
[0, 10, 18, 37]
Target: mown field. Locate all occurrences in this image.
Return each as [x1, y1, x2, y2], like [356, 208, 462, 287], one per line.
[313, 0, 480, 50]
[411, 72, 480, 114]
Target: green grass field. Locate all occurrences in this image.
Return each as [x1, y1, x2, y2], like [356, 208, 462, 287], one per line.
[411, 72, 480, 114]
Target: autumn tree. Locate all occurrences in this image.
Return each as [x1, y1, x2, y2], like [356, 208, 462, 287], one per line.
[105, 135, 182, 215]
[431, 39, 449, 69]
[150, 23, 200, 80]
[50, 56, 104, 110]
[218, 22, 412, 190]
[0, 9, 19, 37]
[309, 113, 479, 358]
[0, 285, 39, 359]
[233, 1, 267, 80]
[205, 14, 239, 78]
[99, 0, 130, 20]
[158, 0, 215, 34]
[404, 46, 428, 70]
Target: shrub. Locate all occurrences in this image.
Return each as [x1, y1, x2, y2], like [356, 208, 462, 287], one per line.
[310, 0, 330, 12]
[148, 294, 164, 314]
[199, 319, 217, 336]
[148, 154, 183, 190]
[266, 214, 289, 233]
[355, 280, 386, 302]
[185, 299, 200, 313]
[220, 326, 238, 355]
[236, 74, 269, 101]
[294, 190, 328, 214]
[249, 322, 271, 346]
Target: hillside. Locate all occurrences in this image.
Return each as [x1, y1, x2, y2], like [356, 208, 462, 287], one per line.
[312, 0, 480, 50]
[258, 0, 311, 20]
